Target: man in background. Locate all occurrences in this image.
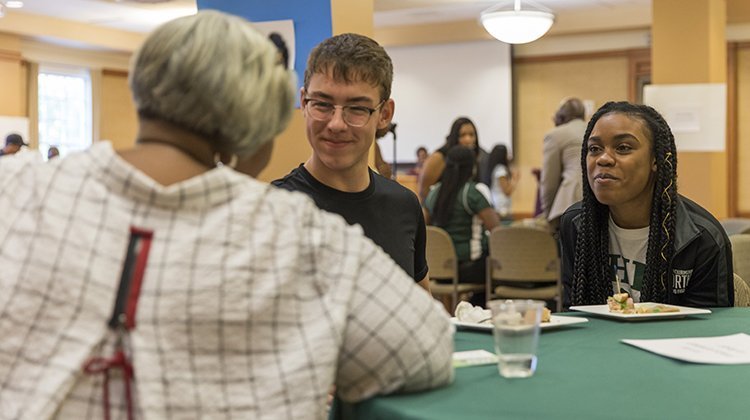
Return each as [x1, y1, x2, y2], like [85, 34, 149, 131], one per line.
[274, 33, 430, 291]
[540, 97, 586, 232]
[0, 133, 27, 157]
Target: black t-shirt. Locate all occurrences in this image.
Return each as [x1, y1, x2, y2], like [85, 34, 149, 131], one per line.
[273, 165, 428, 282]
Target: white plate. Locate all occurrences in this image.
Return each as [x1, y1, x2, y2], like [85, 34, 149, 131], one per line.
[451, 315, 589, 332]
[569, 303, 711, 321]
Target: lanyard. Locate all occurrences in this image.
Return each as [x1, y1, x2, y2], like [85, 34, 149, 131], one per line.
[83, 227, 153, 420]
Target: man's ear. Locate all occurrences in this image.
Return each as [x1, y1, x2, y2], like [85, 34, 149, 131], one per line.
[652, 156, 657, 172]
[378, 98, 395, 130]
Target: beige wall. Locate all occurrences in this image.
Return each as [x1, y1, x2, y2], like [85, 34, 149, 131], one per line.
[652, 0, 728, 218]
[0, 11, 143, 53]
[99, 70, 138, 150]
[512, 56, 630, 216]
[737, 46, 750, 214]
[257, 110, 310, 182]
[0, 33, 25, 117]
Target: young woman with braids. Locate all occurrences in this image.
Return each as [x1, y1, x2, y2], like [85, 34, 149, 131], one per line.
[560, 101, 734, 308]
[424, 146, 500, 291]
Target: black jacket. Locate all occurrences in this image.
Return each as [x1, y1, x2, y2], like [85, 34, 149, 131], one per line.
[560, 195, 734, 308]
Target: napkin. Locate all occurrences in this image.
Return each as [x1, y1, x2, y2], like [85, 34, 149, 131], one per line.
[455, 301, 492, 324]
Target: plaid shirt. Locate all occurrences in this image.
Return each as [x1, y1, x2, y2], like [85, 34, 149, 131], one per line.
[0, 142, 454, 419]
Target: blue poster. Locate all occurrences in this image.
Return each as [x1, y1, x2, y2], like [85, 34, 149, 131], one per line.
[197, 0, 332, 96]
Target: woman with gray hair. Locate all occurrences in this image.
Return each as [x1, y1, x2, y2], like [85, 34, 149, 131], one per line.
[127, 10, 294, 177]
[0, 10, 453, 420]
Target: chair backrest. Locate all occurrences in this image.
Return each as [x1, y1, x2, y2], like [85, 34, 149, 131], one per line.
[729, 234, 750, 286]
[426, 226, 458, 281]
[734, 273, 750, 307]
[487, 226, 559, 282]
[721, 218, 750, 236]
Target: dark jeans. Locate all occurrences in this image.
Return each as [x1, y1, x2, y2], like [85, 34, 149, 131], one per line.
[459, 253, 487, 306]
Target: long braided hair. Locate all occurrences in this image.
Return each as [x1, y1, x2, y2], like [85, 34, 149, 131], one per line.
[432, 146, 476, 227]
[570, 101, 677, 305]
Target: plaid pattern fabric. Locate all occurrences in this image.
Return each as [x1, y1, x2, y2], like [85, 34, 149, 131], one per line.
[0, 142, 454, 420]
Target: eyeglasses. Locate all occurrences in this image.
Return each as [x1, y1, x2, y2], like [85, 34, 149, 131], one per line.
[303, 98, 385, 127]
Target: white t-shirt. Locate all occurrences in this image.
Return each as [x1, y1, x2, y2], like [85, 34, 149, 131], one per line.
[608, 216, 649, 302]
[490, 165, 511, 216]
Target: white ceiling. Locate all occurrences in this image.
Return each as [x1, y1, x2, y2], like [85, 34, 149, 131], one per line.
[2, 0, 649, 33]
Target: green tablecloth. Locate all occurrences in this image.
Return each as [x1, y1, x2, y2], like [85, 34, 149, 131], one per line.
[343, 308, 750, 419]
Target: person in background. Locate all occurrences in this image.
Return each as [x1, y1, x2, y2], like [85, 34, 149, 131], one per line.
[418, 117, 480, 201]
[531, 168, 544, 217]
[541, 97, 586, 232]
[268, 31, 290, 69]
[273, 33, 431, 292]
[47, 145, 60, 159]
[561, 101, 733, 308]
[424, 146, 500, 302]
[0, 133, 27, 156]
[487, 144, 519, 221]
[408, 146, 428, 176]
[0, 11, 452, 419]
[373, 123, 393, 179]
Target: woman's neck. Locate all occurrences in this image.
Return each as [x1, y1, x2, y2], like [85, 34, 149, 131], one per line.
[135, 118, 216, 167]
[609, 203, 652, 229]
[117, 118, 217, 186]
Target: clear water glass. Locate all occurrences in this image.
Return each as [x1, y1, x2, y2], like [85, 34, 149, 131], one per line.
[487, 299, 545, 378]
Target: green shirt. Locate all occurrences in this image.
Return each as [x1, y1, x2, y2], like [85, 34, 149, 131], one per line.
[425, 182, 492, 262]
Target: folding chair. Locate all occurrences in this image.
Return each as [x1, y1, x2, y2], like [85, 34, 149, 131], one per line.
[426, 226, 484, 315]
[486, 226, 562, 312]
[734, 273, 750, 307]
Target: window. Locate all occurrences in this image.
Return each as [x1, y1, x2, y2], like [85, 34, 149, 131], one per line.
[37, 67, 92, 159]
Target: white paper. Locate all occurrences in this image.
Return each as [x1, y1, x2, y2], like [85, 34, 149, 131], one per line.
[453, 350, 498, 368]
[643, 83, 726, 152]
[622, 333, 750, 364]
[665, 106, 701, 133]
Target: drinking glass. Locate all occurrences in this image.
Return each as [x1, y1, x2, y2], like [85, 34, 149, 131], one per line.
[487, 299, 545, 378]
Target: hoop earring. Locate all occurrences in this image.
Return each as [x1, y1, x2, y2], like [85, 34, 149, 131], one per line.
[213, 152, 238, 169]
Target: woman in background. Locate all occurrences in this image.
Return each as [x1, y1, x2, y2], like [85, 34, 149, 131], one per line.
[408, 146, 428, 176]
[560, 101, 733, 308]
[487, 144, 518, 221]
[424, 146, 499, 290]
[418, 117, 479, 201]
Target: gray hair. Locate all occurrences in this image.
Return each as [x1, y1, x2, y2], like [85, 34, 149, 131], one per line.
[129, 10, 295, 158]
[554, 97, 586, 125]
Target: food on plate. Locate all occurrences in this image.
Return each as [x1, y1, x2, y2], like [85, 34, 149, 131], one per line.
[607, 292, 635, 313]
[456, 301, 551, 324]
[607, 292, 680, 314]
[541, 307, 551, 322]
[635, 304, 680, 314]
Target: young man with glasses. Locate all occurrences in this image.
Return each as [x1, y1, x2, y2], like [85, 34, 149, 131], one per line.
[274, 33, 430, 291]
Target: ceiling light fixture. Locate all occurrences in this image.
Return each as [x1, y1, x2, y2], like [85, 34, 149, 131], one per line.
[480, 0, 555, 44]
[4, 1, 24, 8]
